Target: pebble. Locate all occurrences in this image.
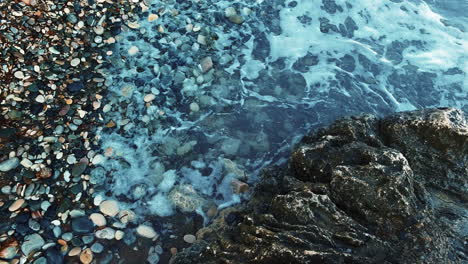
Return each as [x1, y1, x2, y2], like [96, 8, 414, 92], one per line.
[99, 200, 119, 217]
[71, 58, 80, 67]
[128, 46, 139, 55]
[183, 234, 196, 244]
[68, 247, 81, 256]
[136, 225, 157, 239]
[71, 162, 87, 177]
[72, 217, 94, 234]
[200, 57, 213, 73]
[21, 234, 44, 255]
[89, 213, 106, 227]
[20, 158, 33, 168]
[144, 94, 156, 102]
[95, 227, 116, 240]
[118, 210, 136, 224]
[189, 102, 200, 112]
[8, 198, 25, 212]
[0, 157, 19, 172]
[14, 71, 24, 79]
[148, 14, 159, 22]
[93, 26, 104, 35]
[79, 248, 93, 264]
[90, 243, 104, 253]
[35, 95, 45, 103]
[115, 230, 124, 240]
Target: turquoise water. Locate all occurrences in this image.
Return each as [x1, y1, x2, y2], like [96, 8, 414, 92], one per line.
[91, 0, 467, 219]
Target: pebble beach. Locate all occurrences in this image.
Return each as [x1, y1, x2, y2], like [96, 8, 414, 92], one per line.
[1, 0, 467, 263]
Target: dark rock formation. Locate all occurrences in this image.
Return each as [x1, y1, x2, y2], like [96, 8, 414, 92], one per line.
[173, 108, 467, 264]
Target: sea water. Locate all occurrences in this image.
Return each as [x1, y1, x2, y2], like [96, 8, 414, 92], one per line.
[91, 0, 467, 218]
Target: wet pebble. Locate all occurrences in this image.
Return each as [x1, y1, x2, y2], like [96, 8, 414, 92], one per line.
[89, 213, 106, 227]
[99, 200, 119, 217]
[95, 227, 116, 240]
[71, 58, 80, 67]
[183, 234, 196, 244]
[90, 242, 104, 253]
[72, 217, 94, 234]
[9, 198, 25, 212]
[21, 234, 44, 255]
[68, 247, 81, 256]
[0, 157, 19, 172]
[79, 248, 93, 264]
[136, 225, 157, 239]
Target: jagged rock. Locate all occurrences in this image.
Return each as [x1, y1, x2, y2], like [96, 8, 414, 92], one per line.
[173, 108, 467, 264]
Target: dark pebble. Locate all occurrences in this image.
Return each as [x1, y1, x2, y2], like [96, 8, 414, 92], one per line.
[67, 81, 85, 93]
[71, 217, 94, 234]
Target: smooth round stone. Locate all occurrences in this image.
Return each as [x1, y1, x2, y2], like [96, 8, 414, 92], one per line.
[82, 235, 94, 245]
[21, 234, 45, 255]
[183, 234, 196, 244]
[136, 225, 157, 239]
[89, 213, 106, 227]
[99, 200, 119, 217]
[20, 158, 33, 168]
[70, 209, 86, 218]
[148, 13, 159, 22]
[53, 226, 61, 238]
[28, 219, 40, 231]
[118, 210, 135, 224]
[128, 46, 139, 55]
[95, 227, 115, 240]
[93, 26, 104, 35]
[144, 94, 155, 102]
[80, 248, 93, 264]
[1, 186, 11, 194]
[72, 217, 94, 234]
[9, 198, 25, 212]
[35, 95, 45, 103]
[14, 71, 24, 79]
[67, 14, 78, 24]
[68, 247, 81, 256]
[94, 36, 102, 43]
[71, 58, 80, 67]
[92, 154, 105, 165]
[0, 157, 19, 172]
[62, 233, 73, 241]
[115, 230, 124, 240]
[189, 102, 200, 112]
[91, 243, 104, 253]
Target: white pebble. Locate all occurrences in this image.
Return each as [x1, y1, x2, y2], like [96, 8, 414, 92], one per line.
[70, 58, 80, 67]
[183, 234, 196, 244]
[89, 213, 107, 227]
[35, 95, 45, 103]
[99, 200, 119, 217]
[14, 71, 24, 79]
[144, 94, 155, 102]
[128, 46, 139, 55]
[136, 225, 157, 239]
[189, 102, 200, 112]
[9, 198, 25, 212]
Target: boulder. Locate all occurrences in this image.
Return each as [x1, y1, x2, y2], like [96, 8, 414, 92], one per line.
[173, 108, 467, 264]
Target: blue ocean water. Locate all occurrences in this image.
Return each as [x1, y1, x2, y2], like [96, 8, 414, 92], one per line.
[91, 0, 467, 218]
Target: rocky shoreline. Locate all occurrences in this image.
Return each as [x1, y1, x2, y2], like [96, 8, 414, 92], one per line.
[173, 108, 467, 264]
[1, 0, 467, 263]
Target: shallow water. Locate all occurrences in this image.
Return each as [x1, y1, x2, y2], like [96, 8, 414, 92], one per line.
[92, 0, 467, 220]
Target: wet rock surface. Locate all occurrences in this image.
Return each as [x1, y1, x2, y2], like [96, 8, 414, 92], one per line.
[173, 108, 467, 264]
